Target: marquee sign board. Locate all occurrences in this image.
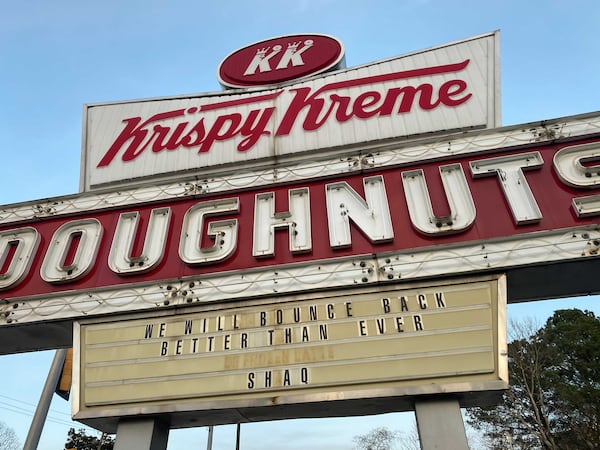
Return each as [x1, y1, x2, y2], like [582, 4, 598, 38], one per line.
[80, 32, 500, 191]
[2, 112, 600, 354]
[72, 276, 507, 431]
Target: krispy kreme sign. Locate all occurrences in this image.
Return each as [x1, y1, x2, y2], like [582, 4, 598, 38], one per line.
[81, 32, 499, 190]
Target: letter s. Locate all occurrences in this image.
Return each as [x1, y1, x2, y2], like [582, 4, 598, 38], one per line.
[554, 142, 600, 217]
[554, 142, 600, 188]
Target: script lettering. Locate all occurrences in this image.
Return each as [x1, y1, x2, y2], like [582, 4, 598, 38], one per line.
[97, 60, 472, 168]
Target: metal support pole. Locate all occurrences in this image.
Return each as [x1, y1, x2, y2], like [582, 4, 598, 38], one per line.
[415, 398, 469, 450]
[235, 423, 241, 450]
[114, 419, 169, 450]
[24, 348, 68, 450]
[206, 426, 213, 450]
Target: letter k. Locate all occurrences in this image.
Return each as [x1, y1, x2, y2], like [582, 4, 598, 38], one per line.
[276, 40, 314, 70]
[244, 46, 283, 76]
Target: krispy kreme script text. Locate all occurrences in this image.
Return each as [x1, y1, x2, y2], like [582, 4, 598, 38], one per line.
[97, 60, 472, 167]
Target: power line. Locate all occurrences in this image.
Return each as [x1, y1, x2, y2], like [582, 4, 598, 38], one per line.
[0, 402, 74, 428]
[0, 395, 98, 432]
[0, 393, 72, 418]
[0, 397, 72, 420]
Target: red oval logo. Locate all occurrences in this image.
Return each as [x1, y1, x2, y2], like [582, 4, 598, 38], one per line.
[218, 34, 345, 89]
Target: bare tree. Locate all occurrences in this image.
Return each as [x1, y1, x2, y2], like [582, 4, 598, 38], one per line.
[0, 421, 20, 450]
[353, 426, 402, 450]
[395, 426, 420, 450]
[353, 418, 489, 450]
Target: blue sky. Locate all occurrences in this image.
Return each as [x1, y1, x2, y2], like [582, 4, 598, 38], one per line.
[1, 1, 600, 449]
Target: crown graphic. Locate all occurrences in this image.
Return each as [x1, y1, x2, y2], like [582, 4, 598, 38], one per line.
[256, 47, 270, 57]
[287, 41, 301, 51]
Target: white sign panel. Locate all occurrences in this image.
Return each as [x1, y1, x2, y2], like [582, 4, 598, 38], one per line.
[81, 32, 499, 191]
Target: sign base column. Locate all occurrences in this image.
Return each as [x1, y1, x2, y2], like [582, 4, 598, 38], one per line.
[415, 398, 469, 450]
[114, 419, 169, 450]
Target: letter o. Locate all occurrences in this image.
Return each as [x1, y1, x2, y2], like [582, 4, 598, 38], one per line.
[0, 227, 40, 290]
[40, 219, 103, 284]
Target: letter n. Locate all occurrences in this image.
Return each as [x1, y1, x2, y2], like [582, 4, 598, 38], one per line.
[326, 176, 393, 248]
